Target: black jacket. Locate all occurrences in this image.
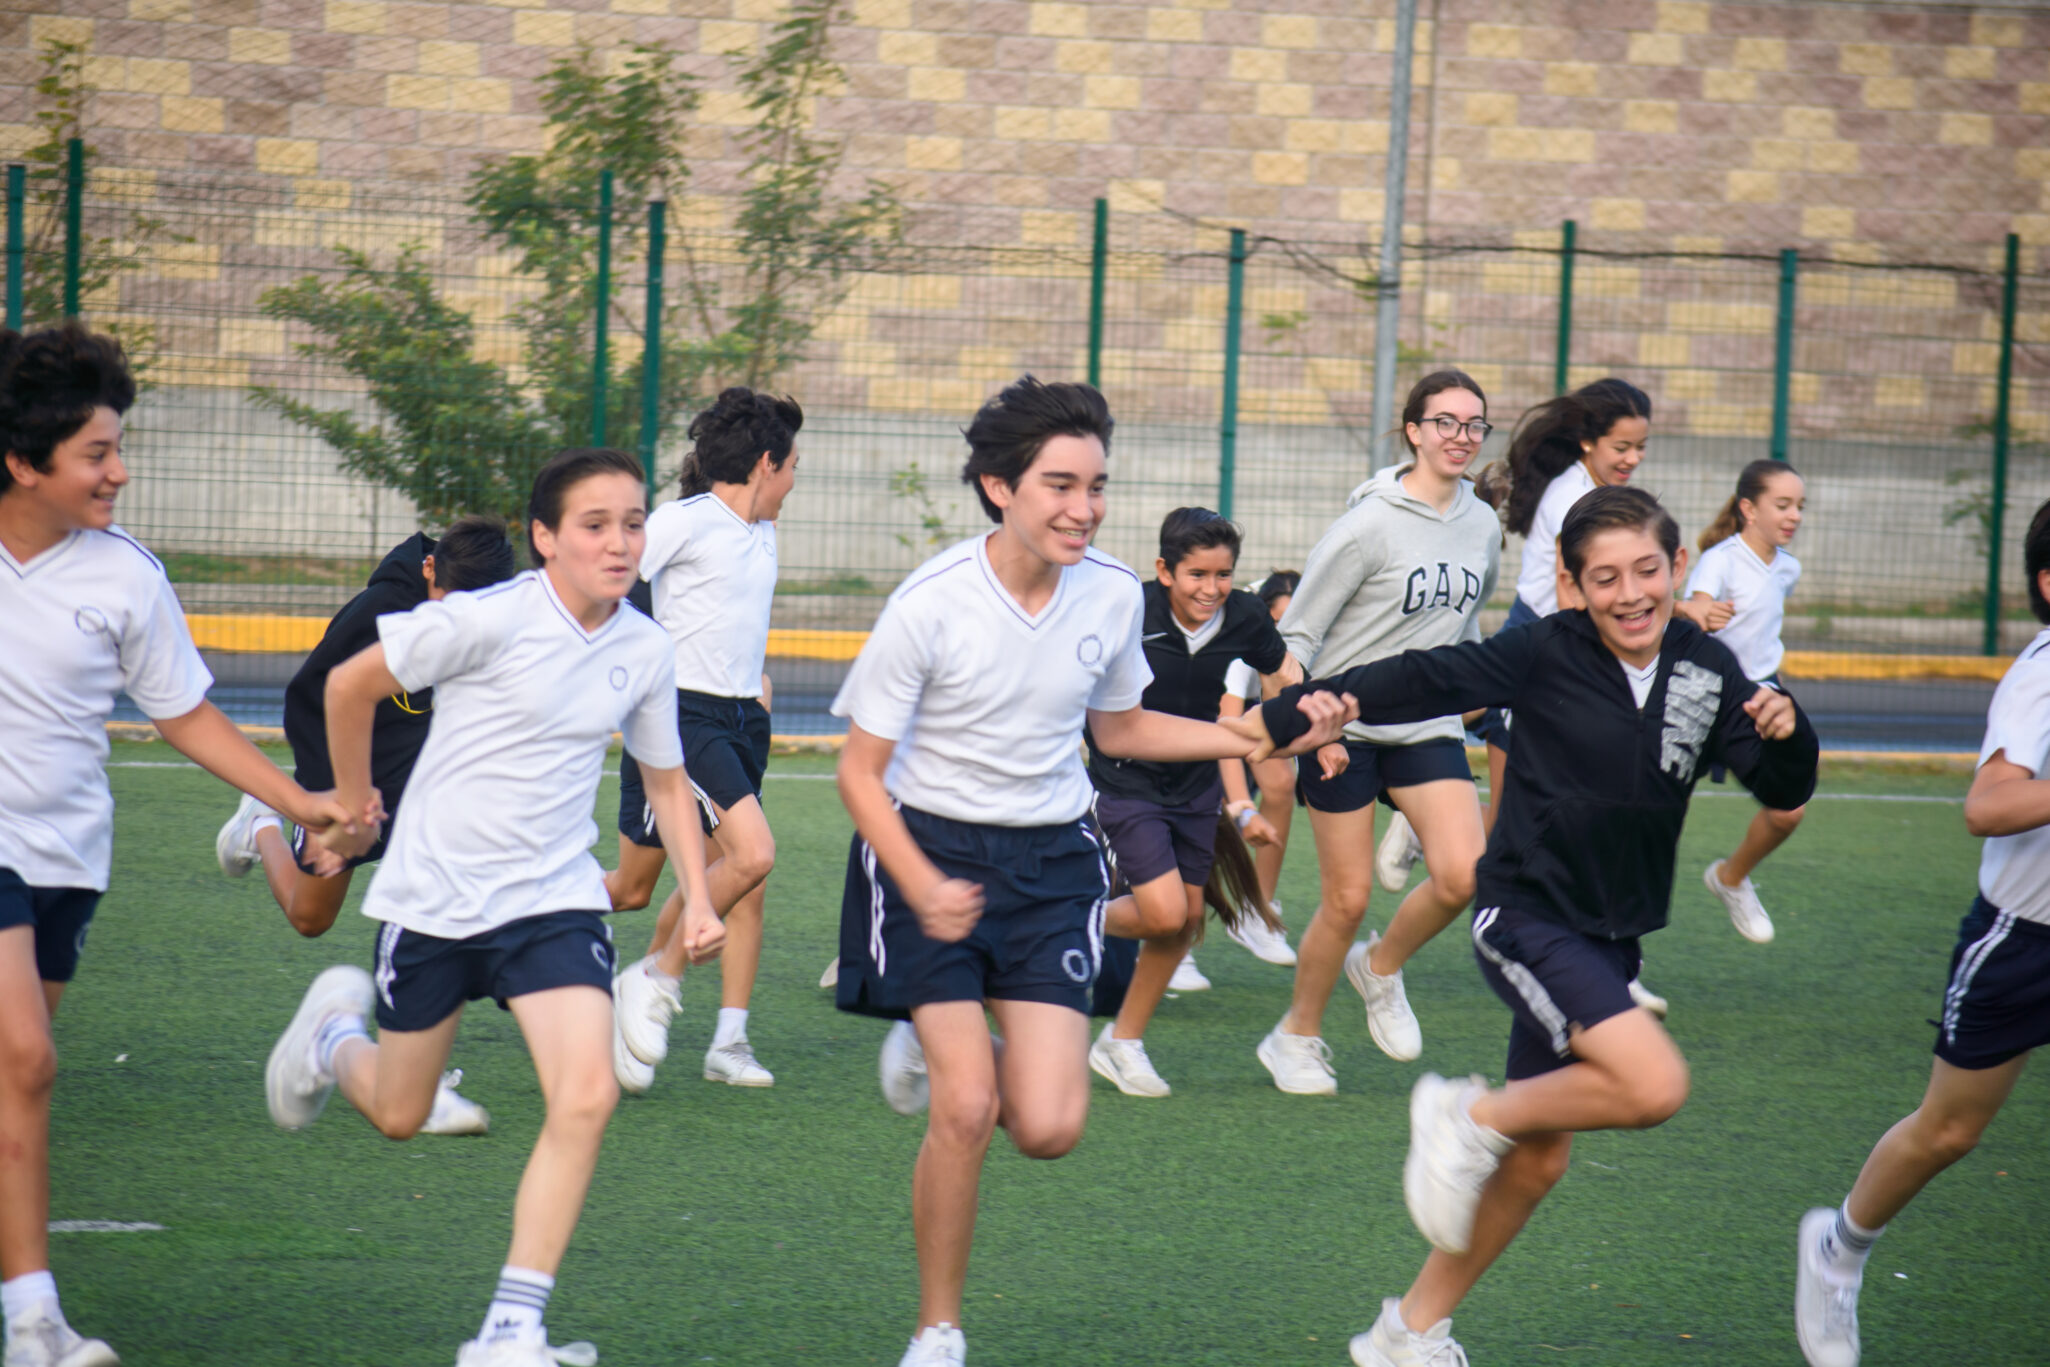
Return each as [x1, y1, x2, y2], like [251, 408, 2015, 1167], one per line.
[1261, 610, 1819, 940]
[283, 533, 436, 796]
[1087, 582, 1288, 806]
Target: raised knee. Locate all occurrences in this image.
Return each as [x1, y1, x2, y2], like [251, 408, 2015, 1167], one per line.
[732, 833, 776, 889]
[374, 1111, 426, 1141]
[0, 1030, 58, 1097]
[610, 884, 653, 913]
[1502, 1136, 1573, 1194]
[1010, 1117, 1084, 1160]
[1627, 1066, 1691, 1128]
[1135, 900, 1184, 939]
[1765, 806, 1805, 834]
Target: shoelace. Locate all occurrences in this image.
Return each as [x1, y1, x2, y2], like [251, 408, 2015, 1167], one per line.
[1284, 1034, 1335, 1076]
[715, 1042, 762, 1068]
[441, 1068, 465, 1091]
[1414, 1333, 1469, 1367]
[1822, 1282, 1860, 1337]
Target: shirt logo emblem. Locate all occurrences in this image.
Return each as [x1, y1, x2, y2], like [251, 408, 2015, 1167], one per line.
[1659, 660, 1722, 783]
[75, 606, 111, 635]
[1076, 634, 1104, 666]
[608, 666, 628, 690]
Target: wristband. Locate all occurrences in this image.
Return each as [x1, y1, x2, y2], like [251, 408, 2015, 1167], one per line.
[1233, 805, 1258, 832]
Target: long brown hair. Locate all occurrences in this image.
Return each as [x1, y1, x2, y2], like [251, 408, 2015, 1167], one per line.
[1478, 378, 1652, 533]
[1699, 459, 1800, 553]
[1199, 817, 1281, 939]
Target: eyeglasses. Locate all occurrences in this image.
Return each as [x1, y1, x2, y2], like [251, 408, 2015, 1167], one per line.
[1423, 413, 1492, 442]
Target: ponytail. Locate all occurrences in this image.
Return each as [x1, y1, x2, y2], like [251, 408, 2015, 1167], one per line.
[1497, 378, 1652, 536]
[1200, 817, 1282, 939]
[1699, 458, 1798, 553]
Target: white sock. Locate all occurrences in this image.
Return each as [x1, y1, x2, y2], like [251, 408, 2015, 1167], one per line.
[481, 1265, 553, 1344]
[2, 1271, 60, 1336]
[644, 955, 680, 989]
[252, 814, 284, 840]
[1820, 1202, 1883, 1280]
[312, 1013, 369, 1076]
[713, 1007, 749, 1048]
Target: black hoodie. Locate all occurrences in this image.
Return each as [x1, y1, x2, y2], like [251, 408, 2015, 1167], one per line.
[1260, 610, 1818, 940]
[283, 532, 436, 797]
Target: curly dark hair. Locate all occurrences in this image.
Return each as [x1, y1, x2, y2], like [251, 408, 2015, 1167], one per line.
[960, 375, 1113, 524]
[676, 388, 804, 496]
[0, 323, 136, 496]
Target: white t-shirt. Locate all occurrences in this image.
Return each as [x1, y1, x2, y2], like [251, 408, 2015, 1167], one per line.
[1173, 607, 1224, 653]
[831, 535, 1152, 827]
[1223, 657, 1260, 703]
[1976, 627, 2050, 926]
[1514, 461, 1599, 616]
[364, 570, 681, 938]
[1685, 536, 1802, 682]
[1621, 656, 1659, 709]
[0, 527, 213, 891]
[641, 492, 777, 698]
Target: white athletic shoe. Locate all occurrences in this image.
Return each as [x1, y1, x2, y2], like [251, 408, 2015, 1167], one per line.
[1225, 905, 1297, 966]
[1704, 860, 1775, 944]
[215, 791, 277, 879]
[1403, 1072, 1513, 1256]
[898, 1323, 965, 1367]
[265, 964, 373, 1130]
[1796, 1208, 1863, 1367]
[819, 957, 840, 989]
[879, 1021, 930, 1115]
[1375, 812, 1424, 894]
[1167, 952, 1211, 992]
[453, 1334, 598, 1366]
[1345, 933, 1423, 1062]
[1349, 1297, 1467, 1367]
[704, 1040, 775, 1087]
[2, 1312, 119, 1367]
[612, 1016, 655, 1095]
[613, 958, 680, 1067]
[1628, 977, 1670, 1020]
[1256, 1021, 1336, 1095]
[418, 1069, 490, 1136]
[1088, 1023, 1171, 1097]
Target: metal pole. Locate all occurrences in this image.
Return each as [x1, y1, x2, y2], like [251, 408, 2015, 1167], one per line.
[5, 165, 23, 331]
[1983, 231, 2020, 657]
[1087, 197, 1107, 390]
[1366, 0, 1419, 469]
[1770, 247, 1797, 462]
[591, 169, 613, 446]
[638, 197, 666, 505]
[1553, 219, 1576, 395]
[1219, 228, 1246, 521]
[62, 138, 84, 319]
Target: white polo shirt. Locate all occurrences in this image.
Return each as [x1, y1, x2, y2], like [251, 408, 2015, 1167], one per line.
[364, 570, 681, 938]
[1686, 536, 1802, 682]
[641, 492, 777, 699]
[1514, 461, 1599, 616]
[832, 535, 1152, 827]
[0, 527, 213, 891]
[1977, 628, 2050, 926]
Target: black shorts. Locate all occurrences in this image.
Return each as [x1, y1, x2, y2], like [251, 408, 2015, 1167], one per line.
[619, 690, 772, 846]
[1297, 736, 1472, 814]
[835, 806, 1109, 1022]
[370, 910, 616, 1033]
[1471, 596, 1542, 749]
[1470, 904, 1642, 1080]
[1093, 779, 1223, 888]
[291, 822, 387, 875]
[0, 868, 101, 984]
[1934, 896, 2050, 1070]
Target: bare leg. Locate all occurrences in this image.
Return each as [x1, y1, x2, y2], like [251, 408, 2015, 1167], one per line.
[1481, 742, 1507, 837]
[1282, 803, 1376, 1037]
[1111, 880, 1206, 1040]
[719, 879, 766, 1011]
[505, 986, 619, 1274]
[1368, 779, 1483, 976]
[907, 1000, 1000, 1333]
[651, 796, 775, 977]
[1468, 1009, 1691, 1139]
[1249, 755, 1297, 905]
[331, 1010, 463, 1139]
[605, 838, 669, 914]
[0, 928, 53, 1282]
[1402, 1132, 1574, 1328]
[986, 998, 1092, 1158]
[1844, 1054, 2029, 1230]
[1719, 804, 1805, 886]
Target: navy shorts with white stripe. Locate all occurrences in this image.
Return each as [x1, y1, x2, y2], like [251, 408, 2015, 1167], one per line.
[1934, 896, 2050, 1070]
[371, 910, 615, 1033]
[1471, 904, 1644, 1081]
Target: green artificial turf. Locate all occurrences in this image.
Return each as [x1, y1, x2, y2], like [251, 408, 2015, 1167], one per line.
[41, 747, 2048, 1365]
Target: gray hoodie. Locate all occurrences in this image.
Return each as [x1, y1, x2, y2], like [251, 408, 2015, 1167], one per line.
[1279, 464, 1502, 745]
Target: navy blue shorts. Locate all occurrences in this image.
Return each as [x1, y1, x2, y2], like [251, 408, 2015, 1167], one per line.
[1471, 904, 1643, 1080]
[0, 868, 101, 984]
[1933, 896, 2050, 1070]
[1471, 596, 1542, 749]
[1297, 736, 1472, 814]
[620, 690, 772, 847]
[371, 910, 616, 1033]
[1094, 779, 1223, 888]
[835, 806, 1109, 1022]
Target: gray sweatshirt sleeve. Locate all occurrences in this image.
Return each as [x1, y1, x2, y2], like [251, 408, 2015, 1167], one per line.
[1278, 519, 1375, 670]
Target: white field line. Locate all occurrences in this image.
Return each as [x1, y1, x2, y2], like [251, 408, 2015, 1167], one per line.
[49, 1221, 166, 1233]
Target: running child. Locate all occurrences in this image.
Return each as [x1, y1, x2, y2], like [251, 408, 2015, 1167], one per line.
[1677, 458, 1808, 945]
[263, 447, 723, 1367]
[1083, 507, 1300, 1098]
[829, 377, 1348, 1366]
[1257, 370, 1501, 1095]
[1794, 497, 2050, 1367]
[609, 388, 800, 1092]
[1216, 569, 1304, 971]
[1245, 485, 1817, 1367]
[0, 324, 353, 1367]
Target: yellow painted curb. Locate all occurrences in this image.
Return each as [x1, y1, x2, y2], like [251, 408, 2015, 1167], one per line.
[1782, 650, 2010, 683]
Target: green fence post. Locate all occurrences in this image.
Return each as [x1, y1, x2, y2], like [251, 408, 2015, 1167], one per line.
[5, 165, 23, 331]
[1219, 228, 1245, 521]
[638, 197, 666, 505]
[591, 168, 613, 446]
[1983, 231, 2020, 657]
[1771, 247, 1797, 462]
[1087, 197, 1107, 390]
[1553, 218, 1575, 395]
[62, 138, 84, 319]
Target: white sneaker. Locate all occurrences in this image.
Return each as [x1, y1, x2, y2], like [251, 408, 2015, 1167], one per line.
[454, 1334, 598, 1366]
[1403, 1072, 1513, 1255]
[1628, 977, 1669, 1020]
[2, 1312, 119, 1367]
[1375, 812, 1423, 894]
[1350, 1296, 1467, 1367]
[612, 958, 681, 1067]
[612, 1015, 655, 1095]
[898, 1323, 965, 1367]
[1088, 1023, 1171, 1097]
[819, 956, 840, 989]
[704, 1039, 775, 1087]
[1704, 860, 1775, 944]
[1225, 906, 1297, 966]
[265, 964, 373, 1130]
[418, 1069, 490, 1136]
[1256, 1021, 1336, 1095]
[1345, 933, 1422, 1061]
[1796, 1208, 1863, 1367]
[215, 791, 277, 878]
[1167, 952, 1211, 992]
[879, 1021, 930, 1115]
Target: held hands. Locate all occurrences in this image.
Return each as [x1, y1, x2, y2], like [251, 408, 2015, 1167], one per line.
[678, 896, 726, 965]
[313, 787, 387, 861]
[1744, 685, 1797, 741]
[1224, 689, 1359, 762]
[912, 876, 985, 943]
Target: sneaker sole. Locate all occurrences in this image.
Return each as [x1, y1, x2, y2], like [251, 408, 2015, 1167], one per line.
[1795, 1207, 1861, 1367]
[1255, 1034, 1336, 1096]
[1225, 924, 1297, 966]
[265, 965, 372, 1130]
[1088, 1043, 1170, 1097]
[54, 1339, 121, 1367]
[614, 970, 675, 1068]
[613, 1025, 655, 1095]
[1344, 942, 1423, 1063]
[703, 1068, 776, 1087]
[215, 806, 257, 878]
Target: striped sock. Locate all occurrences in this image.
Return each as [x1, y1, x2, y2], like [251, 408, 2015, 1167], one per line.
[312, 1013, 369, 1077]
[1821, 1203, 1882, 1277]
[481, 1266, 553, 1343]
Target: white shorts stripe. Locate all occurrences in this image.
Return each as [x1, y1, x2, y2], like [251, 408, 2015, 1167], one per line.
[373, 921, 402, 1012]
[689, 777, 721, 832]
[1942, 909, 2015, 1046]
[860, 839, 887, 979]
[1081, 816, 1109, 976]
[1470, 906, 1573, 1058]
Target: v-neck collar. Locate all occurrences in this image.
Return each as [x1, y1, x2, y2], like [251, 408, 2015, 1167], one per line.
[537, 567, 624, 645]
[0, 529, 82, 579]
[976, 534, 1067, 631]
